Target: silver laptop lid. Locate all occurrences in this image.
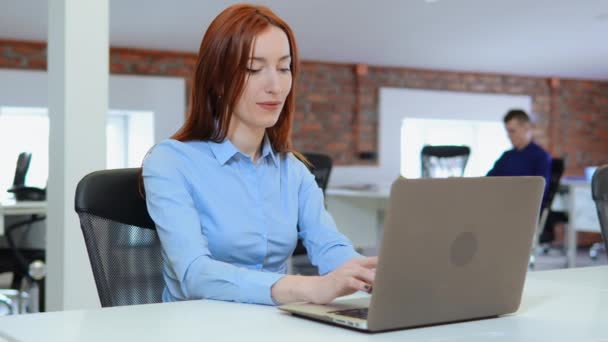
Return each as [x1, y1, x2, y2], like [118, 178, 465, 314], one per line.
[367, 176, 544, 331]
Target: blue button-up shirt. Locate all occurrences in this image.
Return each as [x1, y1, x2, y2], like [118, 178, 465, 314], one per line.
[142, 137, 359, 305]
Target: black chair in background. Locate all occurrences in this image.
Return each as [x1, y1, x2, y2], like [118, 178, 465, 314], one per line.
[75, 168, 163, 307]
[0, 152, 46, 314]
[7, 152, 46, 201]
[529, 158, 565, 268]
[301, 153, 333, 193]
[420, 145, 471, 178]
[10, 152, 31, 189]
[291, 152, 333, 275]
[591, 165, 608, 256]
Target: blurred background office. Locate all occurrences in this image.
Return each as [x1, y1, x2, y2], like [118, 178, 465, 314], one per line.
[0, 0, 607, 314]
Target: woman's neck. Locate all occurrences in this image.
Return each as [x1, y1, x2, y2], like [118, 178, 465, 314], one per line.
[227, 120, 265, 162]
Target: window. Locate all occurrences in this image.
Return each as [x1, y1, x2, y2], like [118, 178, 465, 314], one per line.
[0, 107, 154, 193]
[106, 110, 155, 170]
[401, 118, 511, 178]
[0, 107, 49, 190]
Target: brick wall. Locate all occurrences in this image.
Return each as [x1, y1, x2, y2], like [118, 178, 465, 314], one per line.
[2, 38, 607, 175]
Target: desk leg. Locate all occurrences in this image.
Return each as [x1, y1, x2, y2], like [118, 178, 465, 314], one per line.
[0, 210, 4, 236]
[566, 223, 577, 268]
[565, 186, 577, 268]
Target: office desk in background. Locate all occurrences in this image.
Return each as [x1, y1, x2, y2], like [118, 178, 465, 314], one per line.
[326, 185, 390, 250]
[0, 200, 47, 236]
[327, 179, 602, 267]
[0, 266, 605, 341]
[553, 179, 602, 268]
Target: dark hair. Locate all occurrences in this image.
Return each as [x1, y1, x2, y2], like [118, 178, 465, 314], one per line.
[503, 109, 530, 124]
[172, 4, 299, 153]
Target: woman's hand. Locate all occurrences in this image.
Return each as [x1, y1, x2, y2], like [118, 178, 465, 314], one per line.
[308, 256, 377, 304]
[271, 256, 378, 305]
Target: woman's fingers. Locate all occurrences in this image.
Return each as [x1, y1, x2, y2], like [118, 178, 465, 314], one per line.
[341, 264, 375, 286]
[317, 256, 379, 303]
[352, 266, 375, 284]
[353, 256, 378, 269]
[347, 277, 372, 293]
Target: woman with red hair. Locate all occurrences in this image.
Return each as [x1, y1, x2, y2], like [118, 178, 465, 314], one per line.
[142, 4, 376, 305]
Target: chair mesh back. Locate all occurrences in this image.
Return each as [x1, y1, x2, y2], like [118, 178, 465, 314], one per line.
[591, 165, 608, 252]
[75, 168, 164, 307]
[78, 212, 164, 307]
[420, 145, 471, 178]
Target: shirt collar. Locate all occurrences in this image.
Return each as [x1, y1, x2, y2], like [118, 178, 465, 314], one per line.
[209, 138, 240, 166]
[209, 135, 278, 167]
[261, 135, 278, 167]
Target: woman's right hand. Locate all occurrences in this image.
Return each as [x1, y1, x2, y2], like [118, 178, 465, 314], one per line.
[271, 256, 378, 305]
[308, 256, 377, 304]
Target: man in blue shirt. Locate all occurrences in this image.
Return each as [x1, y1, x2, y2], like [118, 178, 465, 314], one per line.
[487, 109, 551, 206]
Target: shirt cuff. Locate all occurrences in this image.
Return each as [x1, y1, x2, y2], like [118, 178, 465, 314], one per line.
[238, 270, 287, 305]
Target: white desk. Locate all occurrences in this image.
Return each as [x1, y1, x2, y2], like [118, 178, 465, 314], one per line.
[0, 200, 47, 236]
[0, 266, 605, 341]
[326, 185, 389, 249]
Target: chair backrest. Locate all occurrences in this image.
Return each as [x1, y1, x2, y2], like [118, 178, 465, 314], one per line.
[591, 164, 608, 252]
[420, 145, 471, 178]
[302, 152, 333, 193]
[74, 168, 163, 307]
[12, 152, 31, 187]
[542, 158, 565, 210]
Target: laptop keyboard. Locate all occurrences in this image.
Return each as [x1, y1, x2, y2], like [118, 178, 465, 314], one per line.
[329, 308, 369, 320]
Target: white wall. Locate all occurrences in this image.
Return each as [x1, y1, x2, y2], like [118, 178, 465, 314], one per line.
[0, 69, 186, 143]
[109, 74, 185, 143]
[329, 87, 532, 187]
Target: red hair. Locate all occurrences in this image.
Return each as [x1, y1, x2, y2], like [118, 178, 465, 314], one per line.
[172, 4, 299, 154]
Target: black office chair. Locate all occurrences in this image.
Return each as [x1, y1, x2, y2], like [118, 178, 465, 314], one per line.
[291, 153, 333, 275]
[420, 145, 471, 178]
[11, 152, 31, 188]
[0, 223, 45, 314]
[591, 165, 608, 255]
[0, 152, 46, 314]
[529, 158, 564, 268]
[75, 168, 164, 307]
[7, 152, 46, 201]
[301, 153, 333, 194]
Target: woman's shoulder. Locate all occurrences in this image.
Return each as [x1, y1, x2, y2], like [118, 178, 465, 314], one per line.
[283, 151, 302, 165]
[143, 139, 213, 172]
[282, 151, 312, 177]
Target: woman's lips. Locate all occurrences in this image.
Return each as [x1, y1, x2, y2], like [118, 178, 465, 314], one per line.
[257, 102, 281, 110]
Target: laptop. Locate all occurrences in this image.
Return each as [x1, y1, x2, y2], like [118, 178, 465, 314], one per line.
[279, 176, 544, 332]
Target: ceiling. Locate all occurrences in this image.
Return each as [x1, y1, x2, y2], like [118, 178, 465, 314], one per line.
[2, 0, 608, 80]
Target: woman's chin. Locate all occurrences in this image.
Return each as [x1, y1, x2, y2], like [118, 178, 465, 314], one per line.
[257, 115, 281, 129]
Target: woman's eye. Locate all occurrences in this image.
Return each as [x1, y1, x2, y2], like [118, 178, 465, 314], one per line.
[279, 68, 291, 73]
[247, 68, 262, 74]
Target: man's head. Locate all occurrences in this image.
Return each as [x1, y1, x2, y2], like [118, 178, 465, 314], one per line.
[503, 109, 533, 150]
